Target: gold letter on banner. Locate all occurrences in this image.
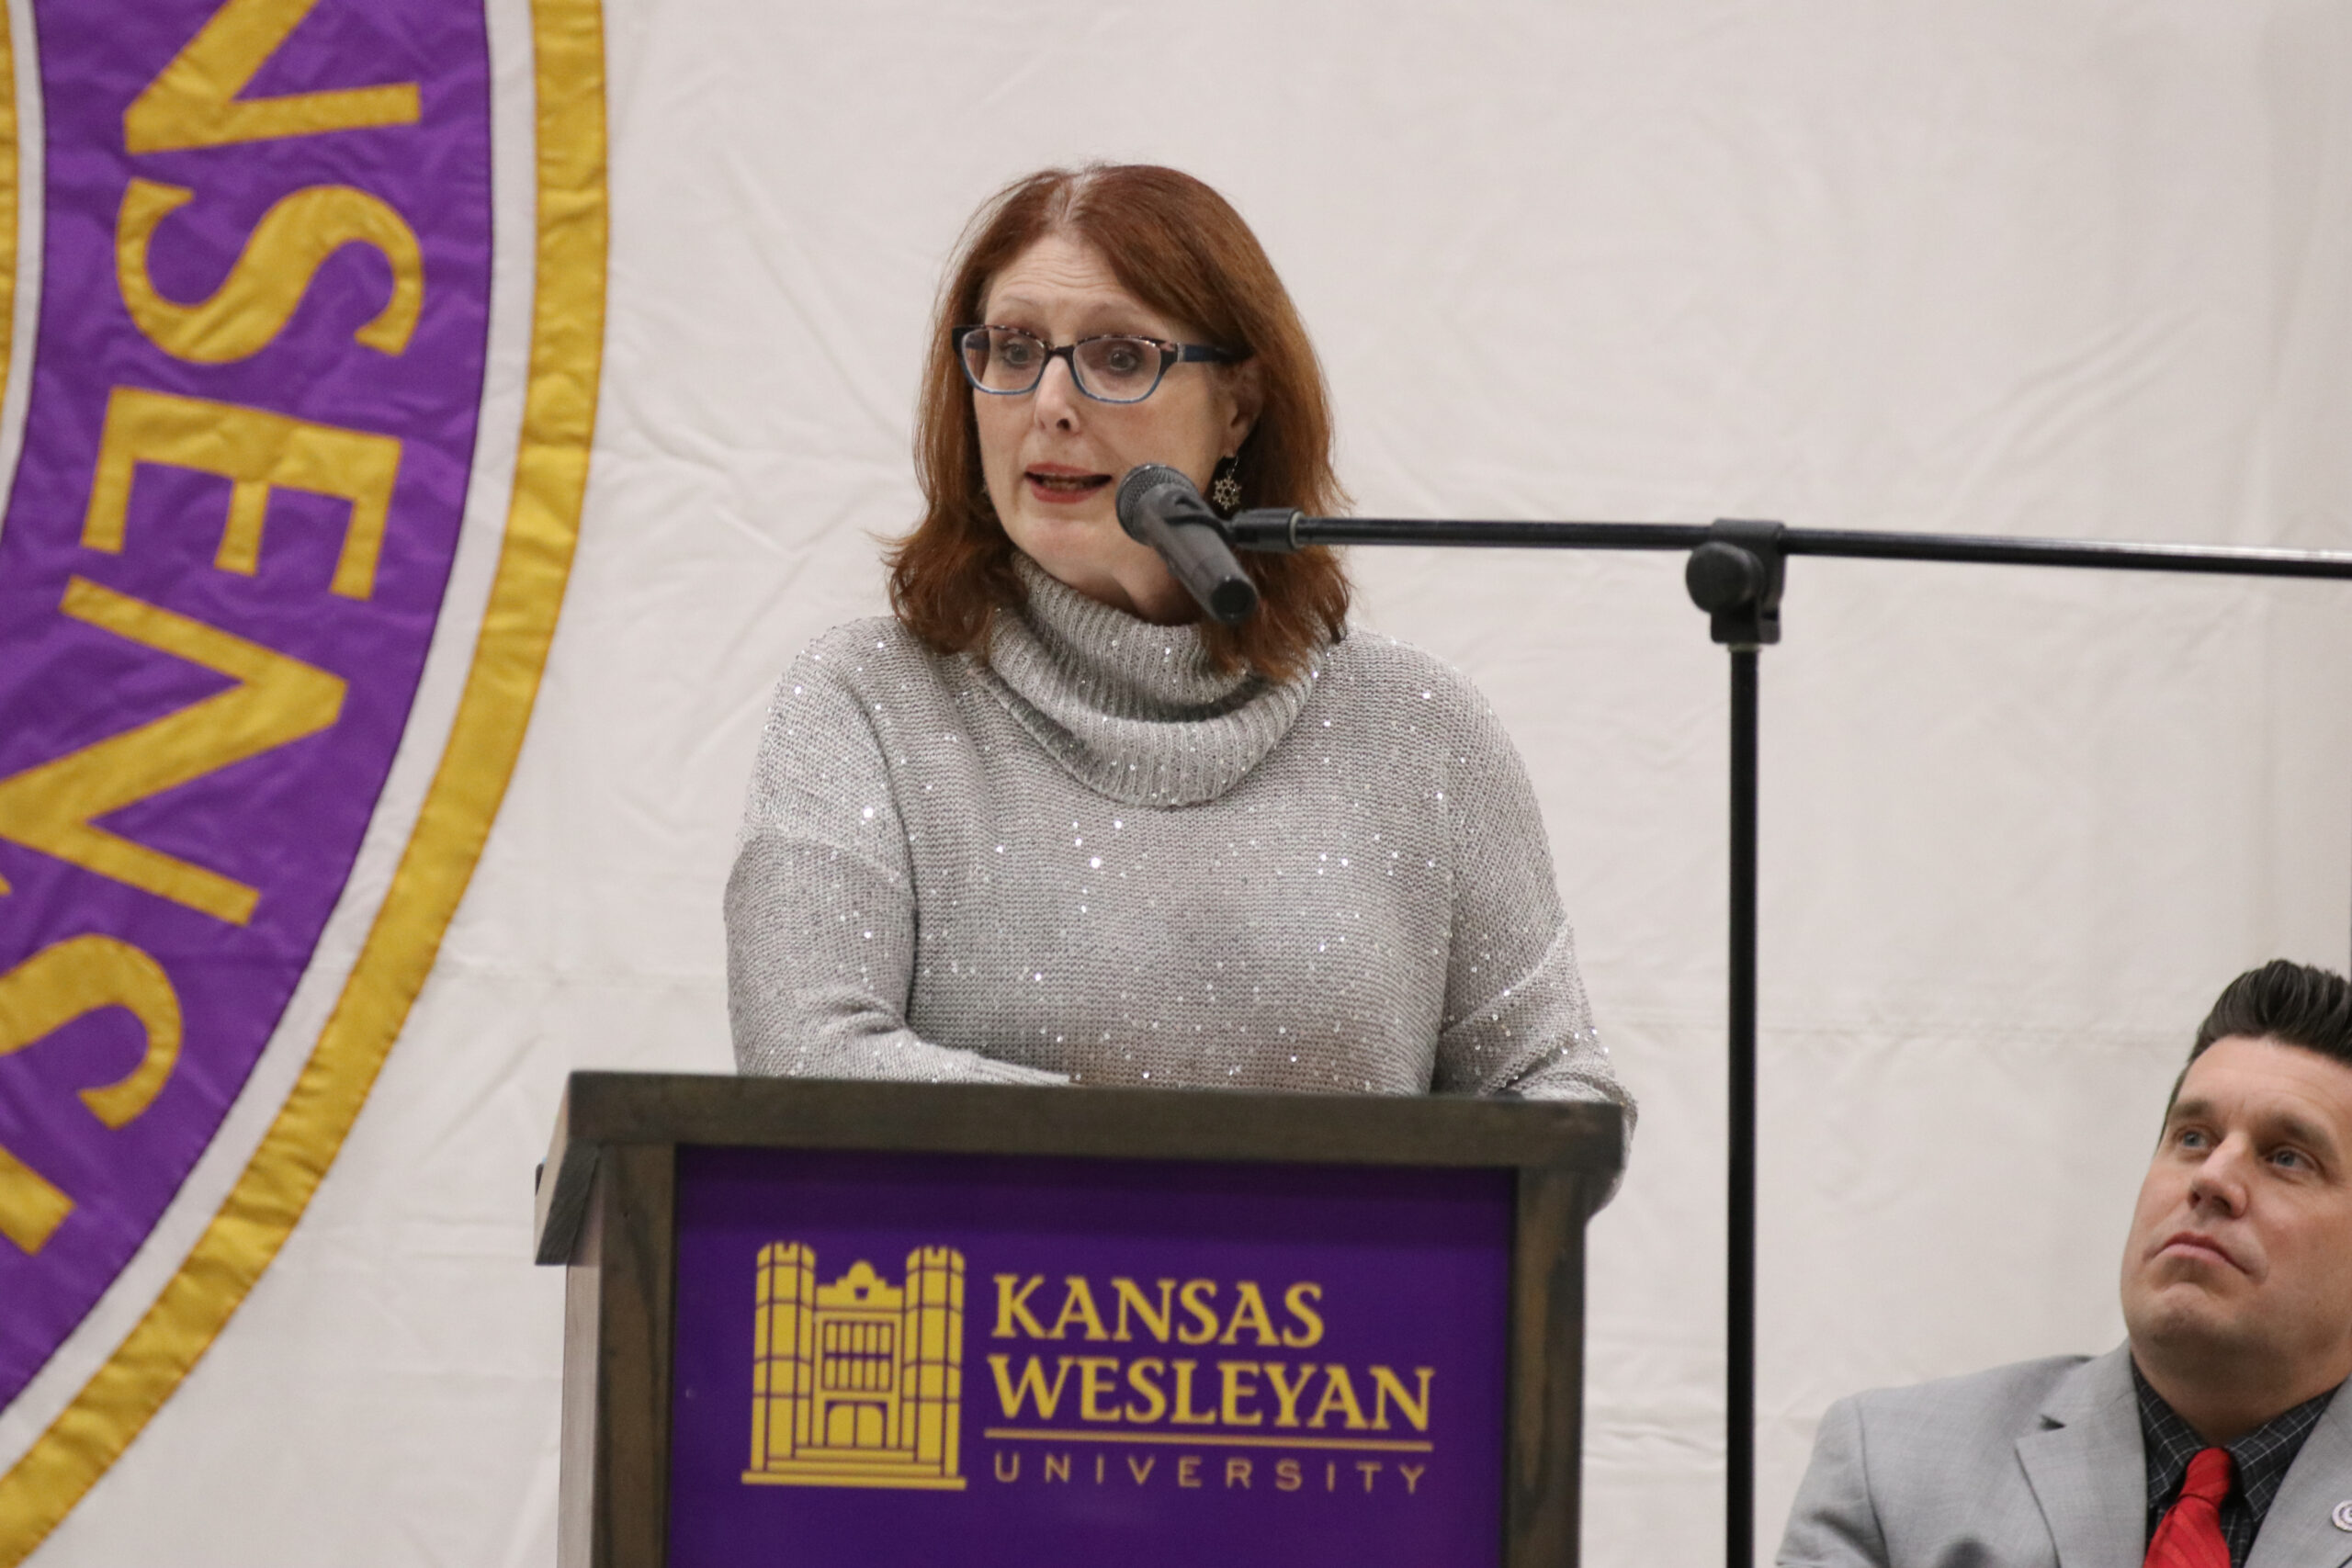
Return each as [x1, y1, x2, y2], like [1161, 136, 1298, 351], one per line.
[81, 388, 402, 600]
[0, 1149, 71, 1258]
[0, 938, 184, 1256]
[124, 0, 420, 154]
[0, 579, 345, 925]
[118, 179, 424, 363]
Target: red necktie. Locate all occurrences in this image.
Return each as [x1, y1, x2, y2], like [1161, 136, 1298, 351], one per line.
[2145, 1447, 2233, 1568]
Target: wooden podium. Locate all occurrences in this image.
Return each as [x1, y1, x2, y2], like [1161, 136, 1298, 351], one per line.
[535, 1072, 1622, 1568]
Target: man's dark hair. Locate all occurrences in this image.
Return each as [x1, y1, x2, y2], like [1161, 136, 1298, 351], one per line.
[2188, 959, 2352, 1073]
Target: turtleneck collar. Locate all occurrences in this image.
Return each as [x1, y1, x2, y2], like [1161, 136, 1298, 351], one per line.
[973, 555, 1323, 807]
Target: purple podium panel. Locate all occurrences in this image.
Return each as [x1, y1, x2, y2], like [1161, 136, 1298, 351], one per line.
[670, 1145, 1515, 1568]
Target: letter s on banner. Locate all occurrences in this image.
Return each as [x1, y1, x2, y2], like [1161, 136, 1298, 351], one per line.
[0, 937, 182, 1254]
[117, 179, 424, 364]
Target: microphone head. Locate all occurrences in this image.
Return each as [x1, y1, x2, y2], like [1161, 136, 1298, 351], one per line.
[1204, 578, 1258, 624]
[1113, 461, 1259, 626]
[1114, 463, 1194, 541]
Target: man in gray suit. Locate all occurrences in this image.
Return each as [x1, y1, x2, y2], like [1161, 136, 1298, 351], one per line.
[1779, 959, 2352, 1568]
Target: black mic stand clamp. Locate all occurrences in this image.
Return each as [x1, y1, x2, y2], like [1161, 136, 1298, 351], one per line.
[1685, 520, 1787, 649]
[1227, 507, 1306, 553]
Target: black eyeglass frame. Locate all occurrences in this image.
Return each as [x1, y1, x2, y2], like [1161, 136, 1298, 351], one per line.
[955, 325, 1245, 404]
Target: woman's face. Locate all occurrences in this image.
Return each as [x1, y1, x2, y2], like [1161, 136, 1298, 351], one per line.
[972, 232, 1256, 623]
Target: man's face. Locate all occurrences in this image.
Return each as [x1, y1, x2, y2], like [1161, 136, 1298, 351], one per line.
[2120, 1035, 2352, 1387]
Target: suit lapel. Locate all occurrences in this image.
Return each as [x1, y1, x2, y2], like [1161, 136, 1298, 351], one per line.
[2016, 1347, 2148, 1568]
[2247, 1382, 2352, 1568]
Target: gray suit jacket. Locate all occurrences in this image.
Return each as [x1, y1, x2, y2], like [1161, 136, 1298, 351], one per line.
[1777, 1347, 2352, 1568]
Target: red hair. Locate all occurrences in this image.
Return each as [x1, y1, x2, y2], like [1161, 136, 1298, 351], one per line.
[888, 164, 1350, 681]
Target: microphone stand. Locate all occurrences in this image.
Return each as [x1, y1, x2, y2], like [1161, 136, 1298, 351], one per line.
[1228, 507, 2352, 1568]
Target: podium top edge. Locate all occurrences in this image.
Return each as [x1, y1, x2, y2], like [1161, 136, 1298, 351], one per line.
[560, 1070, 1621, 1167]
[535, 1072, 1622, 1264]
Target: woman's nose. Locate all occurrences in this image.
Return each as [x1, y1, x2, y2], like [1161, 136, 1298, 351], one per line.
[1033, 356, 1084, 430]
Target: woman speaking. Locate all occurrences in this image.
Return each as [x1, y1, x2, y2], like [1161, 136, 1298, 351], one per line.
[727, 164, 1630, 1131]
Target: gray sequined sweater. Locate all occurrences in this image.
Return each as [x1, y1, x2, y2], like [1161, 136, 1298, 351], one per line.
[726, 564, 1631, 1122]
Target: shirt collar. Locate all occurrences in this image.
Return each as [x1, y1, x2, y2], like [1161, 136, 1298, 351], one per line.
[2132, 1360, 2338, 1529]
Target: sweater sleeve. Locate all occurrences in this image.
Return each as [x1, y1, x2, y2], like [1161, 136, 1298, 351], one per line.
[726, 651, 1069, 1086]
[1430, 687, 1635, 1142]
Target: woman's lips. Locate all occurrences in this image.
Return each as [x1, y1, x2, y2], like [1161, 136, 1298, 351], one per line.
[1025, 468, 1112, 505]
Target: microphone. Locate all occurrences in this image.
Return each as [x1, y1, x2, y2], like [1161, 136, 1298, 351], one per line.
[1114, 464, 1260, 625]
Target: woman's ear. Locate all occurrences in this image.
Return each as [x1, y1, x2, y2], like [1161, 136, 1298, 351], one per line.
[1223, 360, 1264, 449]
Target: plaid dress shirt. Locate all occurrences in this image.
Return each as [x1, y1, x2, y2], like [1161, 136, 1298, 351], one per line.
[2134, 1363, 2339, 1567]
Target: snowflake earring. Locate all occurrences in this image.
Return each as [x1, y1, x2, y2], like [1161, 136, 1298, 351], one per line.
[1210, 455, 1242, 513]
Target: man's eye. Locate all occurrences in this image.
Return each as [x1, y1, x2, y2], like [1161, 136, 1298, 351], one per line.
[2175, 1128, 2211, 1151]
[2268, 1147, 2310, 1171]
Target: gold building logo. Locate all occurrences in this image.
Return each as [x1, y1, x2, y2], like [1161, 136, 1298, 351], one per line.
[743, 1244, 967, 1491]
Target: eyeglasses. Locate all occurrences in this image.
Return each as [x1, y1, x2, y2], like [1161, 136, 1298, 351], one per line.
[956, 325, 1243, 404]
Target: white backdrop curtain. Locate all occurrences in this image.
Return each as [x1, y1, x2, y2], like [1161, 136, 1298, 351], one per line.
[28, 0, 2352, 1562]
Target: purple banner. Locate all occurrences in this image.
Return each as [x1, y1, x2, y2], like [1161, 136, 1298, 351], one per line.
[672, 1147, 1513, 1568]
[0, 0, 491, 1404]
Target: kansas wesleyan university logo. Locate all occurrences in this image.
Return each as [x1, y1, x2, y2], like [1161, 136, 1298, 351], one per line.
[735, 1240, 1446, 1504]
[745, 1245, 970, 1491]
